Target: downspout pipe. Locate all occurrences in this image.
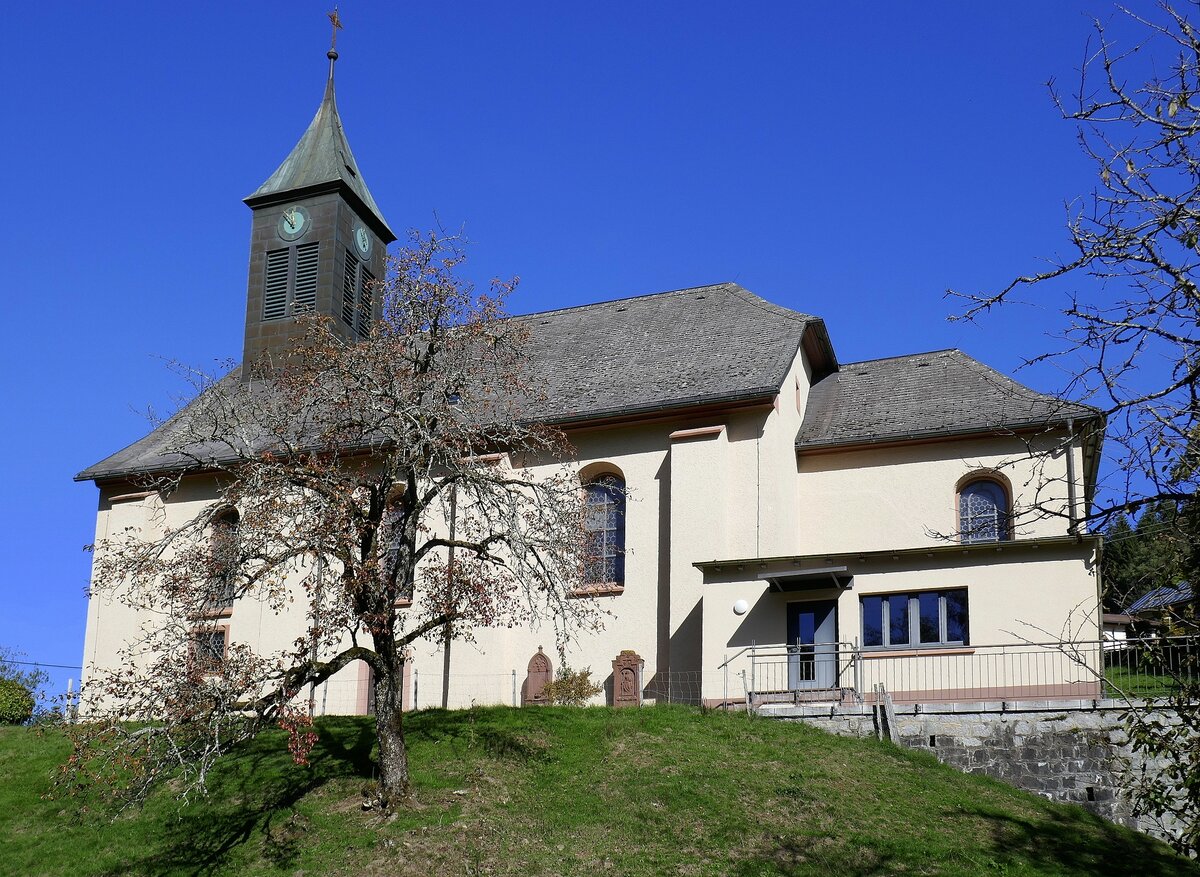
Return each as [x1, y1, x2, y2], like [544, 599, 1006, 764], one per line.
[1065, 418, 1079, 537]
[441, 485, 457, 709]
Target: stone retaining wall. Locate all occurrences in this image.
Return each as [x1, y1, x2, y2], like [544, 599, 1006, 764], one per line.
[766, 698, 1175, 841]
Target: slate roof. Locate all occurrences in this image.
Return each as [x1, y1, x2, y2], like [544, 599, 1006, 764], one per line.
[77, 283, 825, 482]
[795, 348, 1098, 451]
[80, 368, 254, 482]
[1127, 583, 1194, 614]
[512, 283, 823, 424]
[245, 70, 394, 241]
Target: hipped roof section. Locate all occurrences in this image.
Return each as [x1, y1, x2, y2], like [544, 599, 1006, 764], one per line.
[795, 348, 1100, 452]
[76, 283, 831, 482]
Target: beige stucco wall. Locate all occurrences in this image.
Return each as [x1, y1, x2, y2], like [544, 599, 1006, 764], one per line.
[80, 342, 1101, 713]
[795, 432, 1086, 555]
[698, 542, 1101, 704]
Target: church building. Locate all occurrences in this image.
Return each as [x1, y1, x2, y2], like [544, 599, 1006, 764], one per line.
[78, 44, 1105, 713]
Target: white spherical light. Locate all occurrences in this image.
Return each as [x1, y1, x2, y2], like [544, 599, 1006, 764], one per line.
[733, 599, 749, 616]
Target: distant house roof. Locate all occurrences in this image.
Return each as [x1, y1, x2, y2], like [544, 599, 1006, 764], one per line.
[76, 283, 831, 482]
[795, 349, 1099, 451]
[1127, 582, 1194, 614]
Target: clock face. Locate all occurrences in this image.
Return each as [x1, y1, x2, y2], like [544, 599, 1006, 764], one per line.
[354, 226, 372, 259]
[278, 205, 310, 241]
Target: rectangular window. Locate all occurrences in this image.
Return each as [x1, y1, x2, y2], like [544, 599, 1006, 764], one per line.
[862, 595, 883, 647]
[190, 627, 227, 674]
[890, 595, 910, 644]
[860, 589, 968, 649]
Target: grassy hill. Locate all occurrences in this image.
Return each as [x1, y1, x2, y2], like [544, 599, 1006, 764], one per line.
[1, 705, 1195, 876]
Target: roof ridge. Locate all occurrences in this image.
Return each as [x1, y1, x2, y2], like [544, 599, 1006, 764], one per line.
[838, 348, 961, 368]
[838, 349, 1091, 410]
[721, 284, 816, 324]
[513, 282, 738, 319]
[514, 281, 816, 323]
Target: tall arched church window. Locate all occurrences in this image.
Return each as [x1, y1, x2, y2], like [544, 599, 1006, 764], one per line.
[381, 494, 414, 606]
[584, 474, 625, 585]
[208, 509, 239, 611]
[959, 479, 1009, 543]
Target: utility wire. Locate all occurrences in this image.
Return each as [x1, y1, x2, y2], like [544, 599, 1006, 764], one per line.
[4, 659, 82, 670]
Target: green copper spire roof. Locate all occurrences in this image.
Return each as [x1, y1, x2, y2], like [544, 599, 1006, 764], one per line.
[246, 51, 395, 242]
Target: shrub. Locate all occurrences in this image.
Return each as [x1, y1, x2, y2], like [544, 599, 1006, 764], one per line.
[542, 666, 603, 706]
[0, 679, 34, 725]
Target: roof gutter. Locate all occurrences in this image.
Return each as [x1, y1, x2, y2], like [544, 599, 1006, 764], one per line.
[795, 412, 1104, 454]
[544, 389, 778, 430]
[76, 388, 783, 484]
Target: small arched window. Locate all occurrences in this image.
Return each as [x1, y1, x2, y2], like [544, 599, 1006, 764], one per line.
[208, 508, 239, 610]
[959, 479, 1009, 543]
[584, 474, 625, 585]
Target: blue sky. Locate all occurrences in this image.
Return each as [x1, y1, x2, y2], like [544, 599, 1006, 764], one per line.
[0, 1, 1155, 697]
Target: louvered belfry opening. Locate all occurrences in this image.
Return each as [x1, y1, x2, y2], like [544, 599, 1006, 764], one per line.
[262, 242, 320, 322]
[262, 249, 290, 321]
[341, 248, 375, 340]
[341, 250, 358, 327]
[292, 242, 319, 313]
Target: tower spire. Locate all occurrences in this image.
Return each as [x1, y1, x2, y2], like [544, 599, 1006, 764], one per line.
[327, 7, 343, 79]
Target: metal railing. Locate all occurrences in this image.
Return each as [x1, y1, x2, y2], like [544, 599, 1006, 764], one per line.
[1102, 635, 1200, 700]
[302, 636, 1200, 716]
[731, 635, 1200, 707]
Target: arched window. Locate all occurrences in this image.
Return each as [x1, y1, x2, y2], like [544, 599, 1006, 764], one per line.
[959, 479, 1009, 543]
[381, 492, 413, 606]
[584, 474, 625, 585]
[208, 508, 239, 610]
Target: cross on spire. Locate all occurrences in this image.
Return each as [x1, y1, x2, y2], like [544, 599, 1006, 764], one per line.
[326, 7, 343, 77]
[328, 8, 343, 50]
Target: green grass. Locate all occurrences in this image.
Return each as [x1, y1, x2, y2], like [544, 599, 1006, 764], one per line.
[1, 706, 1195, 876]
[1104, 665, 1182, 698]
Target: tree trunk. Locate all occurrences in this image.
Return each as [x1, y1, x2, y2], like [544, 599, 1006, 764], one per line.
[373, 650, 409, 802]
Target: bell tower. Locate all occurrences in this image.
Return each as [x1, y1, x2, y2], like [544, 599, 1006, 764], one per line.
[241, 17, 395, 376]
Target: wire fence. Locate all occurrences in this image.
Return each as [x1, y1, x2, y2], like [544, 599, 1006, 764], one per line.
[404, 670, 717, 711]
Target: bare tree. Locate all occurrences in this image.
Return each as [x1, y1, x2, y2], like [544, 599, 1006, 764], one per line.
[950, 3, 1200, 853]
[65, 233, 598, 807]
[951, 2, 1200, 536]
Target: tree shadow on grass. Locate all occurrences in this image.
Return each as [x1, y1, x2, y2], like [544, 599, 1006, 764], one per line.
[728, 835, 899, 877]
[961, 804, 1197, 877]
[405, 707, 551, 762]
[93, 718, 377, 877]
[725, 803, 1197, 877]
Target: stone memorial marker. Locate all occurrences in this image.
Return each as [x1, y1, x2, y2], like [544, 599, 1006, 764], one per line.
[612, 650, 643, 708]
[521, 646, 553, 706]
